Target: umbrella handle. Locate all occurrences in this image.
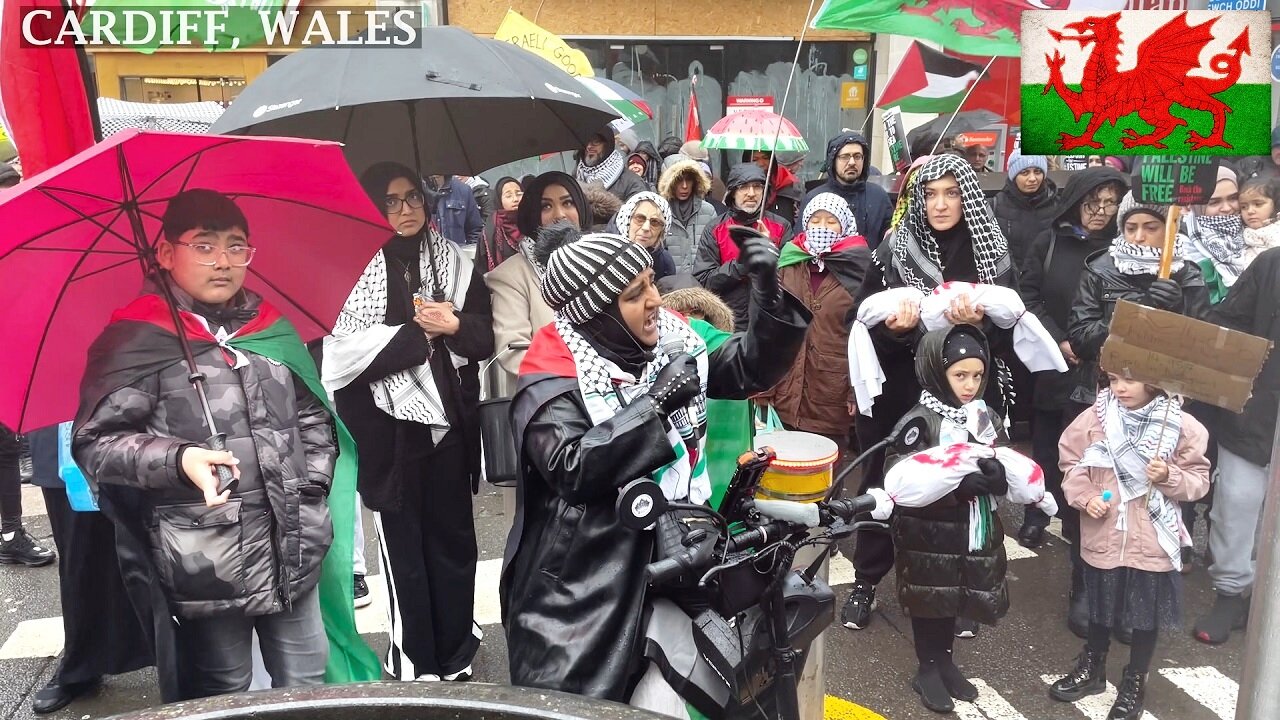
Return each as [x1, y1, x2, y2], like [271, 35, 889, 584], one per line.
[208, 432, 239, 495]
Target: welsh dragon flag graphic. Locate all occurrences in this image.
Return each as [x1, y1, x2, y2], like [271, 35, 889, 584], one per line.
[1021, 11, 1271, 156]
[811, 1, 1127, 58]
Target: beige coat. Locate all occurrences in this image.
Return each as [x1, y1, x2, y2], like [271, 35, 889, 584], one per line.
[485, 253, 554, 378]
[1059, 406, 1211, 573]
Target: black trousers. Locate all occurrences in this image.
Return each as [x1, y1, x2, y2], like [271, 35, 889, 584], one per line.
[43, 488, 152, 685]
[912, 616, 957, 664]
[373, 444, 480, 680]
[0, 429, 23, 535]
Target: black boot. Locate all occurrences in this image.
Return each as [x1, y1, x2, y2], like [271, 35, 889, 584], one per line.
[1108, 666, 1146, 719]
[1068, 563, 1089, 639]
[912, 660, 955, 713]
[1049, 646, 1107, 702]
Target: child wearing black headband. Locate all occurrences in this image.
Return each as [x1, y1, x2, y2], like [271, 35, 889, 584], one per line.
[884, 324, 1011, 714]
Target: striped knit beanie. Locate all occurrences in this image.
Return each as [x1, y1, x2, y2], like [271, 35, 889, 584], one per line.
[1117, 191, 1167, 224]
[541, 232, 654, 324]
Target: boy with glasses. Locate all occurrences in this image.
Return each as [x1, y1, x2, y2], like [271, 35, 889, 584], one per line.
[73, 189, 340, 700]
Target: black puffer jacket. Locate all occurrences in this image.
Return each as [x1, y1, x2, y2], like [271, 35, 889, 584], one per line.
[990, 176, 1059, 268]
[889, 327, 1008, 624]
[1020, 167, 1128, 410]
[74, 285, 334, 619]
[1209, 247, 1280, 466]
[501, 292, 812, 702]
[1068, 250, 1211, 404]
[802, 132, 894, 246]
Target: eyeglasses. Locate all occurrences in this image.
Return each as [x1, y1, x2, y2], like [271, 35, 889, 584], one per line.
[1083, 200, 1119, 215]
[383, 190, 425, 214]
[835, 152, 865, 164]
[630, 214, 665, 232]
[173, 241, 256, 267]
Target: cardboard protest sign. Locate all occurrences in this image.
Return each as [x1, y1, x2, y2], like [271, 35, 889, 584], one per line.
[1101, 300, 1272, 413]
[1131, 155, 1219, 205]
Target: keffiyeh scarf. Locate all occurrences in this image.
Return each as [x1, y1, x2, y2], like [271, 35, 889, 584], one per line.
[616, 191, 673, 243]
[554, 309, 712, 504]
[800, 192, 858, 268]
[1109, 236, 1186, 276]
[1191, 213, 1247, 286]
[577, 149, 627, 189]
[323, 230, 471, 433]
[1077, 389, 1188, 570]
[892, 154, 1013, 294]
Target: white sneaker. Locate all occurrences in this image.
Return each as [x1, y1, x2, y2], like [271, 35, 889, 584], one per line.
[413, 673, 441, 682]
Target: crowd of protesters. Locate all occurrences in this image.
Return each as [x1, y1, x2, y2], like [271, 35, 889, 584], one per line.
[4, 123, 1279, 720]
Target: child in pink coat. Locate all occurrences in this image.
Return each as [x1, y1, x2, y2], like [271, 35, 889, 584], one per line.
[1049, 372, 1210, 720]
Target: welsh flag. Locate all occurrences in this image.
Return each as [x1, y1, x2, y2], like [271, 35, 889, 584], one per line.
[812, 0, 1127, 57]
[878, 42, 983, 113]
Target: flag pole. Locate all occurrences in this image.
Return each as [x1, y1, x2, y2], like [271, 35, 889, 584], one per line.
[929, 54, 998, 156]
[760, 0, 821, 228]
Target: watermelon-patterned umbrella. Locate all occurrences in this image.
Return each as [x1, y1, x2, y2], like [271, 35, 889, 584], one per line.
[578, 76, 653, 126]
[702, 109, 809, 153]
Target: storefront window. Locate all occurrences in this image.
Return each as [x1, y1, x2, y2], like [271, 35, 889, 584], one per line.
[120, 76, 247, 106]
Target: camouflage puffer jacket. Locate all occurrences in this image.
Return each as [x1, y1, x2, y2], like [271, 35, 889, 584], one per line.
[74, 293, 335, 620]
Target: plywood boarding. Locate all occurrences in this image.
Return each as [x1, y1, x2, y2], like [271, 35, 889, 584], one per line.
[452, 0, 869, 39]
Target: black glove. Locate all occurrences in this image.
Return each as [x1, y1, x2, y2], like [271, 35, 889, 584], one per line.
[955, 472, 991, 500]
[1143, 279, 1182, 310]
[956, 458, 1008, 499]
[976, 457, 1009, 496]
[730, 225, 781, 307]
[646, 353, 701, 417]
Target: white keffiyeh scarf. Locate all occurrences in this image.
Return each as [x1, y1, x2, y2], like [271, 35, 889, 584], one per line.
[322, 230, 472, 434]
[554, 309, 712, 504]
[1109, 236, 1186, 276]
[1077, 389, 1188, 570]
[577, 149, 627, 189]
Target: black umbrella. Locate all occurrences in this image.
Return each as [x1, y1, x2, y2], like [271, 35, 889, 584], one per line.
[210, 26, 621, 177]
[906, 110, 1004, 156]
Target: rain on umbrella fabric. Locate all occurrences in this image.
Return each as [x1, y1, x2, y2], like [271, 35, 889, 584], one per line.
[701, 109, 809, 154]
[210, 25, 621, 175]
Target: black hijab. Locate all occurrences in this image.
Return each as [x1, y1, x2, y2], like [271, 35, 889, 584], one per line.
[516, 171, 591, 239]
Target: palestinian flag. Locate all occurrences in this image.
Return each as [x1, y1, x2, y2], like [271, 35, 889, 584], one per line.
[1020, 10, 1271, 156]
[878, 43, 983, 114]
[812, 0, 1130, 58]
[82, 293, 382, 684]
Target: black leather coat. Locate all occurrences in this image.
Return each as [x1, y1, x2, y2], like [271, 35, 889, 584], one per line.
[1067, 250, 1211, 404]
[888, 328, 1009, 624]
[500, 292, 811, 702]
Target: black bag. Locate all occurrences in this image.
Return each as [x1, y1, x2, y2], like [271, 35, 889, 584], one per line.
[479, 344, 528, 487]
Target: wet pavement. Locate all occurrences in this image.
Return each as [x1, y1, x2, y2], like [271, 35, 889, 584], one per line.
[0, 482, 1242, 719]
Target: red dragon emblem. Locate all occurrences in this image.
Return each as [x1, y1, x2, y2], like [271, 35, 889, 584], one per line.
[901, 0, 1073, 39]
[1041, 11, 1251, 151]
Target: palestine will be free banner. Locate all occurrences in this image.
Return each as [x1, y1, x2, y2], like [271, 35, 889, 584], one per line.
[1021, 11, 1271, 156]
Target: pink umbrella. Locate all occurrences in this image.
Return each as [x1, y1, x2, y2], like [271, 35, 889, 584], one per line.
[0, 129, 392, 432]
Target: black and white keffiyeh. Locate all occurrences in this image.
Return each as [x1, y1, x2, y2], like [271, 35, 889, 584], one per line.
[919, 392, 1000, 445]
[577, 149, 627, 189]
[1191, 213, 1247, 286]
[1078, 389, 1188, 570]
[554, 310, 712, 504]
[1109, 236, 1185, 276]
[801, 192, 857, 264]
[322, 230, 472, 432]
[892, 154, 1012, 293]
[615, 192, 673, 242]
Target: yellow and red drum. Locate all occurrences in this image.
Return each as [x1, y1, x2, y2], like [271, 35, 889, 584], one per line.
[752, 431, 838, 504]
